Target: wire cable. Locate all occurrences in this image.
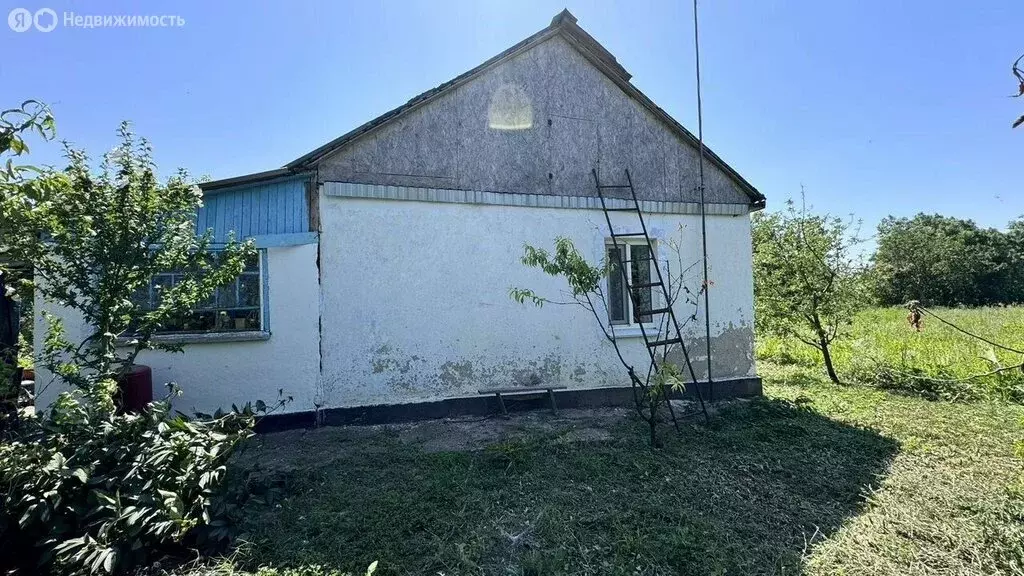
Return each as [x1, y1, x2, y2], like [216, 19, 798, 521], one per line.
[915, 304, 1024, 356]
[692, 0, 715, 401]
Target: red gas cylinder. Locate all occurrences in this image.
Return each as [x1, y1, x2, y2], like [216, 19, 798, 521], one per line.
[117, 364, 153, 413]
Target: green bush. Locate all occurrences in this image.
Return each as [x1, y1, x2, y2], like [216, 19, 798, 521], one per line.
[0, 103, 265, 574]
[0, 389, 256, 575]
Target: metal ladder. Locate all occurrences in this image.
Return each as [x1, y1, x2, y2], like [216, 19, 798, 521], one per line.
[593, 168, 709, 426]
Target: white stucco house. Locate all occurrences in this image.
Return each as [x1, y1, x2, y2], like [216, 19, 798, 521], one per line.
[36, 11, 766, 426]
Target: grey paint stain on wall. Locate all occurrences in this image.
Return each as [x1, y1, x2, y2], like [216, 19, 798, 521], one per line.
[370, 343, 427, 392]
[437, 360, 475, 390]
[666, 323, 756, 381]
[359, 326, 753, 402]
[369, 345, 581, 396]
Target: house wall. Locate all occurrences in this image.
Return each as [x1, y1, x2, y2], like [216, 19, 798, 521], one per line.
[315, 36, 752, 205]
[32, 31, 763, 417]
[197, 175, 313, 242]
[33, 243, 321, 416]
[317, 184, 755, 409]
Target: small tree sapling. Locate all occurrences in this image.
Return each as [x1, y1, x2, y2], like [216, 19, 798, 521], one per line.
[510, 233, 706, 446]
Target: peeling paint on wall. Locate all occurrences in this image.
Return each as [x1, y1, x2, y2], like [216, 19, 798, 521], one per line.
[437, 360, 475, 389]
[318, 193, 756, 409]
[667, 323, 756, 382]
[367, 343, 429, 392]
[365, 345, 577, 398]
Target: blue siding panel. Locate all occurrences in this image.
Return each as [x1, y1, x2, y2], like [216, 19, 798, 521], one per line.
[278, 186, 287, 233]
[196, 176, 311, 243]
[245, 186, 255, 237]
[264, 186, 276, 235]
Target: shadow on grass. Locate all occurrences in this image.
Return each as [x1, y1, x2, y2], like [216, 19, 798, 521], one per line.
[221, 398, 899, 576]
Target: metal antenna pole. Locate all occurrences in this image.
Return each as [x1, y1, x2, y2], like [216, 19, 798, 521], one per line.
[693, 0, 714, 401]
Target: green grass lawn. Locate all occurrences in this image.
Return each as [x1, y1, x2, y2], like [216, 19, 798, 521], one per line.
[178, 361, 1024, 576]
[757, 306, 1024, 402]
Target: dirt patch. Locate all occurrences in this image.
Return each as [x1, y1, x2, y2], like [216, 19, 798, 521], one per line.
[241, 423, 384, 473]
[391, 407, 629, 452]
[244, 407, 632, 471]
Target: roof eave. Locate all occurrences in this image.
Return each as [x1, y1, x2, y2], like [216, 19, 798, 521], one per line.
[199, 168, 311, 193]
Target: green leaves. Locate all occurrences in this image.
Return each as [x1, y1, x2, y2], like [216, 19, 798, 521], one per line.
[520, 237, 604, 297]
[0, 399, 256, 574]
[752, 196, 868, 381]
[872, 213, 1023, 307]
[0, 104, 260, 574]
[508, 287, 547, 307]
[0, 100, 55, 178]
[2, 118, 257, 408]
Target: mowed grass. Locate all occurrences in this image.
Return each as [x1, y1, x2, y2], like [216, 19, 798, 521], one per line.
[758, 306, 1024, 402]
[177, 366, 1024, 576]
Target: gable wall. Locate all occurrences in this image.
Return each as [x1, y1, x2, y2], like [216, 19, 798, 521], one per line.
[315, 36, 751, 205]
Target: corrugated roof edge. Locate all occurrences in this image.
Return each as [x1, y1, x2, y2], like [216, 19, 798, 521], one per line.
[199, 169, 311, 192]
[206, 9, 765, 209]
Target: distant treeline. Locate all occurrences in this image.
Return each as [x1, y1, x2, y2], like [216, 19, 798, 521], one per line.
[871, 214, 1024, 307]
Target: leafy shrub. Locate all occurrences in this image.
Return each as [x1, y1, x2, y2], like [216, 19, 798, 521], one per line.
[0, 389, 257, 575]
[0, 104, 266, 574]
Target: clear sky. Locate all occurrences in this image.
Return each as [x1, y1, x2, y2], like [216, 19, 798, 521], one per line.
[2, 0, 1022, 234]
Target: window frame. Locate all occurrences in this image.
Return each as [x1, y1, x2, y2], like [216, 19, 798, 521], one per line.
[135, 249, 268, 336]
[605, 238, 661, 330]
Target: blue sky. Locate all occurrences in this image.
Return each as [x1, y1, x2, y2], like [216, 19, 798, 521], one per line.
[3, 0, 1022, 233]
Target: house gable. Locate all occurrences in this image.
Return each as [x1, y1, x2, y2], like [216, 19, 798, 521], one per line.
[303, 12, 762, 206]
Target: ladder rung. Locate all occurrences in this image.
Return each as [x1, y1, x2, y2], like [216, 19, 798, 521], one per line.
[611, 232, 646, 238]
[647, 337, 682, 348]
[605, 207, 638, 212]
[630, 280, 663, 289]
[638, 306, 672, 315]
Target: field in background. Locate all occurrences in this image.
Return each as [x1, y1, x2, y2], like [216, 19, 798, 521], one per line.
[757, 306, 1024, 402]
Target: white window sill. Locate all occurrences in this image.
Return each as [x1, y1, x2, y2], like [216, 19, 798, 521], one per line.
[610, 325, 662, 339]
[115, 331, 270, 347]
